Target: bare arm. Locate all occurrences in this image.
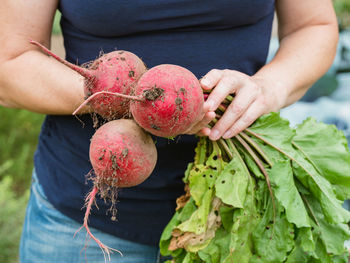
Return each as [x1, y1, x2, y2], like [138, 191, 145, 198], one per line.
[0, 0, 85, 114]
[256, 0, 339, 108]
[191, 0, 338, 140]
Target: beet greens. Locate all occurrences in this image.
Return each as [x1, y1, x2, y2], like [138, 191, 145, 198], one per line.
[160, 97, 350, 262]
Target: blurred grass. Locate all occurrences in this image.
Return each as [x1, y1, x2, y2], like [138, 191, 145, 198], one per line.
[0, 108, 44, 263]
[0, 108, 44, 192]
[334, 0, 350, 28]
[52, 10, 62, 35]
[0, 177, 29, 263]
[0, 9, 60, 263]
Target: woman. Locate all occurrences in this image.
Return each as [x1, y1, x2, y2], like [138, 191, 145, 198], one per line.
[0, 0, 338, 262]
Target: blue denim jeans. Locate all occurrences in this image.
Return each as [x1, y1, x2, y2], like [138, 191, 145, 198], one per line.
[20, 171, 168, 263]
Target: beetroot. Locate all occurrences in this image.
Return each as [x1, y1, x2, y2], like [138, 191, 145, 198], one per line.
[89, 119, 157, 188]
[30, 40, 146, 119]
[80, 64, 205, 137]
[130, 64, 204, 137]
[79, 119, 157, 258]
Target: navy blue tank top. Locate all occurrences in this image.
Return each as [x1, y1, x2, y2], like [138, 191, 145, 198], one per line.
[35, 0, 275, 245]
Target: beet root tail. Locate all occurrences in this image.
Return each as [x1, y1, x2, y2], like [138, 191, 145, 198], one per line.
[72, 91, 144, 115]
[30, 40, 93, 79]
[74, 186, 122, 262]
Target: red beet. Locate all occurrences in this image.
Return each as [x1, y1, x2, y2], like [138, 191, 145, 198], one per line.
[30, 40, 146, 119]
[89, 119, 157, 187]
[79, 119, 157, 259]
[130, 64, 204, 137]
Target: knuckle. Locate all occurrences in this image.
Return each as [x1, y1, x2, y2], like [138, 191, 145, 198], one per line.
[241, 115, 254, 125]
[209, 98, 219, 108]
[249, 83, 261, 96]
[210, 68, 221, 76]
[203, 116, 212, 125]
[231, 104, 244, 115]
[213, 122, 226, 135]
[258, 97, 269, 111]
[231, 123, 244, 134]
[222, 69, 231, 75]
[226, 126, 239, 138]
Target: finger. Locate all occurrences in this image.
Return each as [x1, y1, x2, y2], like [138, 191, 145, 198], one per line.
[202, 99, 212, 113]
[204, 74, 239, 112]
[209, 83, 260, 140]
[197, 127, 211, 137]
[200, 69, 223, 90]
[197, 111, 216, 129]
[185, 111, 215, 134]
[222, 101, 265, 139]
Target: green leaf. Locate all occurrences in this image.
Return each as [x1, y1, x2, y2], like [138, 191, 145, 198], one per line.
[198, 227, 231, 263]
[189, 151, 222, 206]
[224, 174, 258, 263]
[293, 118, 350, 200]
[268, 160, 310, 228]
[237, 145, 264, 179]
[194, 137, 207, 165]
[215, 156, 248, 208]
[310, 237, 334, 263]
[224, 209, 254, 263]
[188, 164, 210, 206]
[285, 228, 314, 263]
[183, 162, 193, 183]
[251, 200, 294, 263]
[178, 198, 197, 223]
[159, 211, 181, 255]
[177, 189, 213, 234]
[248, 113, 350, 224]
[249, 113, 295, 144]
[219, 206, 234, 231]
[304, 194, 350, 255]
[298, 227, 315, 252]
[293, 162, 350, 224]
[285, 246, 311, 263]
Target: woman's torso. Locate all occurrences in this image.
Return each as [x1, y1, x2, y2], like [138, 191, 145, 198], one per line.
[35, 0, 275, 245]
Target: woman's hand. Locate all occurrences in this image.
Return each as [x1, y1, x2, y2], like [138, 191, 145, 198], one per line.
[182, 102, 216, 136]
[201, 69, 286, 140]
[184, 69, 286, 140]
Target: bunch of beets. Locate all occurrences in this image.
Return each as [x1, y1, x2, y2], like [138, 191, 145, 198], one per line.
[30, 41, 205, 259]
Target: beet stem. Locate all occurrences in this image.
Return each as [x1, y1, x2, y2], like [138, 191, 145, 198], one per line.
[235, 134, 276, 224]
[75, 186, 122, 262]
[72, 91, 144, 115]
[30, 40, 93, 79]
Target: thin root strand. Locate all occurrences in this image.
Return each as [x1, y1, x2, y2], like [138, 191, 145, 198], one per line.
[74, 186, 122, 262]
[73, 91, 144, 115]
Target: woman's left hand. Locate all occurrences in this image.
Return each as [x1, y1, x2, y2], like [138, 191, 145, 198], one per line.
[199, 69, 287, 141]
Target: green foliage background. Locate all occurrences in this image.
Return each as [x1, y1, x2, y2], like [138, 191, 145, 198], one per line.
[334, 0, 350, 28]
[0, 10, 60, 263]
[0, 108, 44, 263]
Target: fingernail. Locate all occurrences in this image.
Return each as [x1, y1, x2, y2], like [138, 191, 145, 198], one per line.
[210, 129, 220, 140]
[223, 131, 232, 139]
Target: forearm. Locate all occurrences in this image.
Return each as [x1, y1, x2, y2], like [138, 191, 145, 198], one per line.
[254, 2, 338, 110]
[0, 49, 86, 115]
